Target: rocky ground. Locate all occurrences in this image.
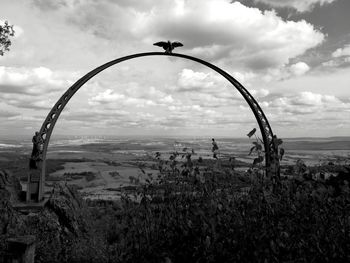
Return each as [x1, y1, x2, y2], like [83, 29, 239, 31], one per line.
[0, 169, 94, 262]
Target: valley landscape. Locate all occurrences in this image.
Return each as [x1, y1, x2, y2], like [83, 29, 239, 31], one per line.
[1, 136, 349, 201]
[1, 135, 350, 262]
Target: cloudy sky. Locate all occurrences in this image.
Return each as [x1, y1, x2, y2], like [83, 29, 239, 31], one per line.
[0, 0, 349, 139]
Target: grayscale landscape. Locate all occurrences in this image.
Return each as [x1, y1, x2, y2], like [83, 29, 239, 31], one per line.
[1, 0, 350, 262]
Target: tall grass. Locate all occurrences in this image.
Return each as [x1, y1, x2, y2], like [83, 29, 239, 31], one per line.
[84, 156, 350, 263]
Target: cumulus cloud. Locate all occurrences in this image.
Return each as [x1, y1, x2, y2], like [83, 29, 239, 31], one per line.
[88, 89, 156, 108]
[291, 92, 341, 106]
[177, 69, 220, 92]
[164, 104, 249, 128]
[88, 87, 177, 108]
[0, 66, 77, 111]
[332, 45, 350, 58]
[176, 68, 239, 96]
[321, 58, 350, 68]
[261, 91, 350, 136]
[63, 106, 219, 130]
[321, 44, 350, 68]
[145, 1, 324, 69]
[176, 68, 246, 109]
[2, 0, 346, 138]
[0, 66, 70, 95]
[81, 78, 255, 130]
[125, 85, 175, 104]
[30, 0, 324, 72]
[250, 89, 270, 98]
[0, 93, 56, 109]
[289, 62, 310, 76]
[267, 91, 350, 115]
[176, 68, 270, 102]
[258, 61, 311, 82]
[252, 0, 337, 12]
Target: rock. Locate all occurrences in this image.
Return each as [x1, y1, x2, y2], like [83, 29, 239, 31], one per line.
[45, 183, 90, 235]
[0, 169, 21, 232]
[0, 170, 21, 259]
[0, 171, 91, 262]
[0, 169, 22, 203]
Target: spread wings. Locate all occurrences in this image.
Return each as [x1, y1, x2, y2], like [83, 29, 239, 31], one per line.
[172, 41, 183, 47]
[153, 41, 184, 48]
[153, 41, 168, 48]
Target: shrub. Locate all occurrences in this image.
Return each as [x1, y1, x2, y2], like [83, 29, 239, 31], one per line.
[96, 159, 350, 262]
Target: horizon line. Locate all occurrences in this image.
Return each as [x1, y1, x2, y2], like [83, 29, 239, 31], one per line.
[0, 134, 350, 141]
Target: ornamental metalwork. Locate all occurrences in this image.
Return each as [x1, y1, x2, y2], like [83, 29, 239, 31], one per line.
[28, 52, 279, 201]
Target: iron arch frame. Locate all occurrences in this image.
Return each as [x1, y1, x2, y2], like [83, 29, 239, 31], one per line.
[30, 52, 278, 200]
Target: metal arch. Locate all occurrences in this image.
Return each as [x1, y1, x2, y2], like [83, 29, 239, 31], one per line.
[30, 52, 278, 200]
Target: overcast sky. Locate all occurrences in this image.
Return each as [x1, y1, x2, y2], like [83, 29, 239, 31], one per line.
[0, 0, 349, 139]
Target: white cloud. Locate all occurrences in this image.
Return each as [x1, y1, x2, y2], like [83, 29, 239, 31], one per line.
[291, 92, 339, 106]
[332, 45, 350, 58]
[177, 69, 218, 91]
[88, 89, 156, 108]
[1, 0, 348, 138]
[0, 66, 71, 95]
[253, 0, 337, 12]
[176, 68, 240, 96]
[322, 59, 339, 67]
[126, 85, 172, 101]
[256, 61, 311, 82]
[176, 68, 244, 103]
[289, 62, 310, 76]
[175, 68, 273, 109]
[0, 66, 77, 110]
[321, 45, 350, 68]
[0, 92, 56, 109]
[263, 91, 350, 137]
[231, 71, 256, 84]
[250, 89, 270, 98]
[88, 87, 177, 108]
[267, 91, 349, 114]
[168, 104, 203, 112]
[13, 25, 24, 38]
[143, 1, 324, 69]
[89, 89, 125, 104]
[185, 93, 233, 108]
[29, 0, 324, 72]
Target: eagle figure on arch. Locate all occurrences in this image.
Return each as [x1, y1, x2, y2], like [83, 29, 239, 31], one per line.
[153, 41, 183, 54]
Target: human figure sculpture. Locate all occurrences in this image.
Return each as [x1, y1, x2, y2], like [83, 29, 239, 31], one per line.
[29, 132, 42, 169]
[212, 138, 219, 159]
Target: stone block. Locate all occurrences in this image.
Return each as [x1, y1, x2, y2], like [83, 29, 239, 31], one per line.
[5, 235, 35, 263]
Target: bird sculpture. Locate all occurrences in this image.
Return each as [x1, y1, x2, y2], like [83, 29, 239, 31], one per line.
[153, 41, 183, 54]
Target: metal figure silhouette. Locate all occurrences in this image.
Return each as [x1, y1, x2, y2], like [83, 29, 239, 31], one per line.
[153, 41, 183, 54]
[212, 138, 219, 159]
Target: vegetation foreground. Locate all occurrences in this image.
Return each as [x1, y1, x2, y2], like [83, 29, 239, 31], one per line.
[1, 152, 350, 263]
[85, 160, 350, 263]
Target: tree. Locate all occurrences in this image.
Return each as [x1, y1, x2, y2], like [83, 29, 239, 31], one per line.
[0, 21, 15, 56]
